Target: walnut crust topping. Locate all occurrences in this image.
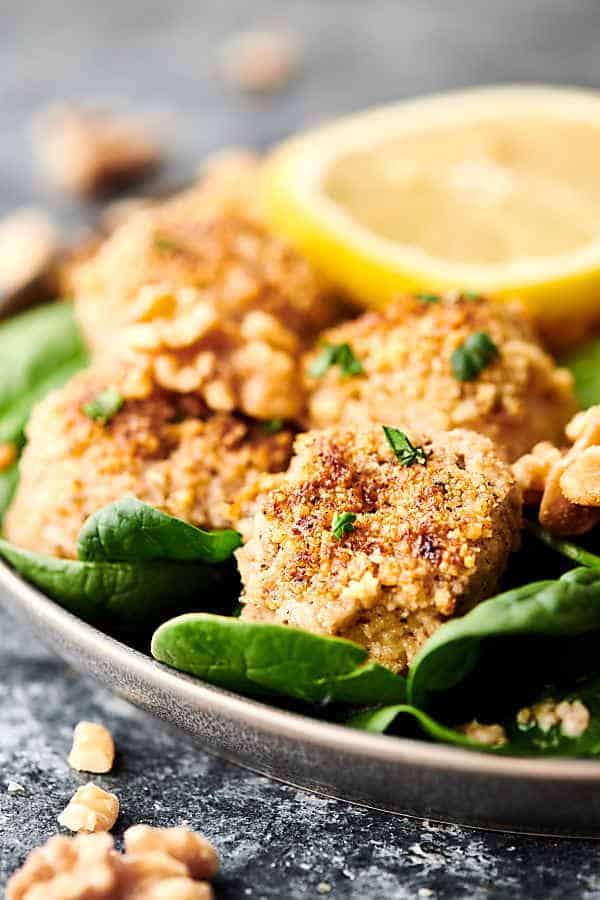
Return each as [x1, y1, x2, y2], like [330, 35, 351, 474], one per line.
[237, 425, 521, 673]
[37, 104, 161, 199]
[68, 722, 115, 774]
[7, 827, 217, 900]
[3, 366, 294, 559]
[58, 783, 119, 833]
[118, 282, 305, 420]
[70, 155, 340, 354]
[304, 294, 577, 462]
[513, 406, 600, 536]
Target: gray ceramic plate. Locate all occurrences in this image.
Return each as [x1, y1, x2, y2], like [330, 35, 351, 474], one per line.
[3, 560, 600, 838]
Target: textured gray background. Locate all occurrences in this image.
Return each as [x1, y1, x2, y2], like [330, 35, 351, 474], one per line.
[3, 1, 600, 896]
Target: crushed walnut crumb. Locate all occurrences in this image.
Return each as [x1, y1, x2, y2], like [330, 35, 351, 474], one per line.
[7, 826, 218, 900]
[58, 782, 119, 833]
[456, 719, 508, 747]
[68, 721, 116, 774]
[517, 699, 591, 738]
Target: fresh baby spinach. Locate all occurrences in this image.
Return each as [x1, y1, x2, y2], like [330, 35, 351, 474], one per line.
[526, 520, 600, 569]
[348, 675, 600, 757]
[408, 568, 600, 710]
[0, 500, 242, 626]
[0, 538, 224, 627]
[0, 300, 89, 446]
[563, 337, 600, 409]
[151, 613, 407, 706]
[347, 704, 487, 749]
[78, 498, 242, 564]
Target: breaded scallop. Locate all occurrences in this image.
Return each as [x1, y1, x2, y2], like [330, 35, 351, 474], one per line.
[4, 366, 294, 559]
[236, 425, 521, 674]
[304, 294, 577, 461]
[68, 156, 341, 421]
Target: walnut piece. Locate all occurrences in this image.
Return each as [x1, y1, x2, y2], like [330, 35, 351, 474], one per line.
[6, 832, 118, 900]
[58, 782, 119, 833]
[218, 29, 301, 93]
[0, 208, 58, 304]
[513, 405, 600, 536]
[68, 721, 115, 774]
[519, 698, 591, 738]
[38, 105, 161, 199]
[7, 826, 218, 900]
[124, 825, 219, 880]
[512, 441, 563, 505]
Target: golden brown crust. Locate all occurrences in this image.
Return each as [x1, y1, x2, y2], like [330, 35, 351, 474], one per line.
[237, 425, 521, 673]
[304, 294, 577, 462]
[4, 366, 294, 558]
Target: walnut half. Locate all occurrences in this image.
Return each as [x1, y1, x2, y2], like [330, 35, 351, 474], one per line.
[7, 826, 218, 900]
[513, 406, 600, 536]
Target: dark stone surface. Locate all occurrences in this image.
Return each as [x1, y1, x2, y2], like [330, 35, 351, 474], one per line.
[3, 1, 600, 896]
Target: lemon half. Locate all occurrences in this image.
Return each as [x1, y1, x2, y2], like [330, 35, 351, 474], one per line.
[261, 85, 600, 347]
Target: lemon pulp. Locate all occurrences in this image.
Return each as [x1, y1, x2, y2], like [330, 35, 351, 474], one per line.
[261, 86, 600, 348]
[324, 118, 600, 266]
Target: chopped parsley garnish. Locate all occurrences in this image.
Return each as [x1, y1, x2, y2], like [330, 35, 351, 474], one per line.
[462, 291, 482, 301]
[415, 292, 440, 303]
[383, 426, 428, 467]
[82, 388, 124, 424]
[331, 511, 357, 540]
[309, 342, 364, 379]
[154, 236, 179, 253]
[262, 418, 285, 435]
[451, 331, 499, 381]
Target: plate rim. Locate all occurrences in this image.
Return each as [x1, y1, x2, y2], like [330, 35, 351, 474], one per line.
[3, 559, 600, 783]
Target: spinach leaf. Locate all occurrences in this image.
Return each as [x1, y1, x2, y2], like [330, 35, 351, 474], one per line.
[0, 300, 89, 445]
[563, 337, 600, 408]
[347, 704, 487, 749]
[349, 673, 600, 757]
[151, 613, 407, 706]
[0, 538, 226, 627]
[526, 520, 600, 568]
[0, 461, 19, 527]
[77, 498, 242, 564]
[408, 568, 600, 709]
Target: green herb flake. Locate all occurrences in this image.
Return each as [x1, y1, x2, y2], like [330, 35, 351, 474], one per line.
[82, 388, 124, 424]
[415, 292, 440, 303]
[331, 511, 357, 540]
[309, 342, 364, 379]
[451, 331, 498, 381]
[154, 236, 179, 253]
[262, 418, 285, 435]
[462, 291, 482, 301]
[383, 426, 428, 467]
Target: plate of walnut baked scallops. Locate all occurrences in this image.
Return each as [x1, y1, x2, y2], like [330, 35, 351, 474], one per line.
[8, 85, 600, 834]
